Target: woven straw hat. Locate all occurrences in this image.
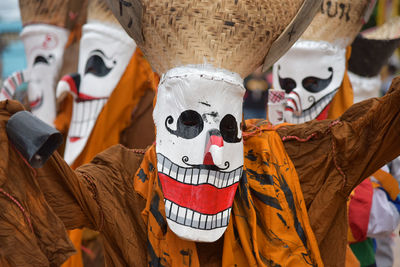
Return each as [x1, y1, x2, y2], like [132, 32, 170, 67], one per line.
[87, 0, 119, 25]
[302, 0, 377, 48]
[104, 0, 322, 77]
[349, 17, 400, 77]
[19, 0, 87, 29]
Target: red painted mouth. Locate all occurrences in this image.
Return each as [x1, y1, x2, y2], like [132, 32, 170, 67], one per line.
[69, 136, 81, 142]
[29, 96, 43, 109]
[316, 103, 330, 121]
[159, 173, 239, 215]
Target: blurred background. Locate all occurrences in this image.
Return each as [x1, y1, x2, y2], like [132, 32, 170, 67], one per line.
[241, 0, 400, 120]
[0, 0, 25, 80]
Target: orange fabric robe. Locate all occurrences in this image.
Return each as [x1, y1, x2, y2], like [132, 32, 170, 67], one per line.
[55, 48, 158, 267]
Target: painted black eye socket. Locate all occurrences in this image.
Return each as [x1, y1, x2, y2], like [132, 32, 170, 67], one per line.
[279, 77, 297, 94]
[165, 110, 204, 139]
[33, 55, 50, 65]
[278, 65, 296, 93]
[84, 55, 113, 77]
[301, 67, 333, 93]
[219, 114, 242, 143]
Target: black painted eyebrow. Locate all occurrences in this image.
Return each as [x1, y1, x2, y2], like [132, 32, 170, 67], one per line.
[89, 49, 113, 61]
[199, 101, 211, 107]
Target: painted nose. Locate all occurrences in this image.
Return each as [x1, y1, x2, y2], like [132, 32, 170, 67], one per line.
[203, 129, 224, 167]
[56, 73, 81, 99]
[285, 91, 302, 116]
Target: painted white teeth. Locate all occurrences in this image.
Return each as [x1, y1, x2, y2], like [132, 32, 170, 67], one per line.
[170, 201, 178, 221]
[177, 206, 186, 225]
[177, 167, 185, 182]
[222, 210, 229, 226]
[165, 199, 232, 230]
[185, 209, 193, 226]
[199, 169, 208, 184]
[157, 154, 243, 188]
[184, 169, 192, 184]
[192, 169, 200, 184]
[291, 90, 337, 124]
[68, 99, 107, 138]
[208, 170, 216, 185]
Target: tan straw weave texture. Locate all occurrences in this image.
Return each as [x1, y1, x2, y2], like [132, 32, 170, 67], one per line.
[105, 0, 324, 77]
[363, 17, 400, 40]
[88, 0, 119, 25]
[19, 0, 86, 29]
[302, 0, 376, 47]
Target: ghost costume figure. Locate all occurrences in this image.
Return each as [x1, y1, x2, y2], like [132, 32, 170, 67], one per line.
[273, 41, 346, 123]
[57, 22, 136, 165]
[20, 24, 69, 126]
[154, 66, 244, 241]
[113, 0, 324, 243]
[272, 0, 377, 124]
[14, 0, 85, 126]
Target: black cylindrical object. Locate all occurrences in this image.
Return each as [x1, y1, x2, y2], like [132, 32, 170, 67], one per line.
[6, 111, 63, 168]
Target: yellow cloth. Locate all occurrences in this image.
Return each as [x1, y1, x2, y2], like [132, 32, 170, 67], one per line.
[371, 169, 400, 200]
[58, 48, 157, 267]
[377, 0, 400, 26]
[133, 121, 323, 266]
[346, 244, 361, 267]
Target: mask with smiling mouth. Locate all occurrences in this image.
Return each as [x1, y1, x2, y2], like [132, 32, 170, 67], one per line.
[20, 24, 69, 126]
[56, 21, 136, 165]
[153, 65, 245, 242]
[272, 0, 377, 124]
[104, 0, 323, 242]
[273, 40, 346, 124]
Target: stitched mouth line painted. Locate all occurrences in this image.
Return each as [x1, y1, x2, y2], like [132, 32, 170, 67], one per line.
[157, 153, 242, 188]
[286, 89, 337, 123]
[68, 98, 107, 141]
[29, 93, 44, 110]
[165, 199, 232, 230]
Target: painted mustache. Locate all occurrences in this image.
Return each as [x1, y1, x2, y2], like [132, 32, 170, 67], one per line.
[182, 156, 230, 171]
[33, 54, 53, 65]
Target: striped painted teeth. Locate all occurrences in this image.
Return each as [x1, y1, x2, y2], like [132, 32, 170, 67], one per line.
[288, 89, 337, 124]
[157, 153, 242, 188]
[68, 99, 107, 138]
[165, 199, 231, 230]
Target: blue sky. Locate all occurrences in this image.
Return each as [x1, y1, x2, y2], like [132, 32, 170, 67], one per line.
[0, 0, 21, 22]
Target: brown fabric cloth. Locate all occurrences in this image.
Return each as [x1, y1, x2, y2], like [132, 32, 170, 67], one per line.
[119, 88, 156, 149]
[1, 77, 400, 266]
[0, 101, 75, 266]
[276, 77, 400, 266]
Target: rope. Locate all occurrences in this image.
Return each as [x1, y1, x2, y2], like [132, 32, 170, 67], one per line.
[282, 132, 317, 142]
[0, 188, 33, 233]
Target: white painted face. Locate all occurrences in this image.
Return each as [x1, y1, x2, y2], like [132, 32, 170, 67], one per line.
[58, 22, 136, 165]
[272, 40, 346, 123]
[153, 66, 245, 242]
[20, 24, 69, 126]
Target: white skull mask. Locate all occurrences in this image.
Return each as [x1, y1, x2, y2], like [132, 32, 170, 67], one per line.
[153, 66, 245, 242]
[20, 24, 69, 126]
[272, 40, 346, 123]
[57, 22, 136, 165]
